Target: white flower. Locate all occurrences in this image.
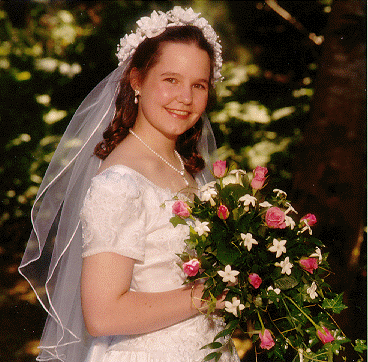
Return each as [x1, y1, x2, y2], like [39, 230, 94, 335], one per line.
[199, 181, 217, 205]
[193, 220, 210, 236]
[218, 265, 239, 283]
[275, 257, 293, 275]
[298, 348, 304, 362]
[307, 281, 318, 299]
[259, 201, 273, 208]
[285, 202, 298, 215]
[239, 194, 257, 210]
[268, 239, 287, 258]
[310, 247, 323, 264]
[299, 221, 313, 235]
[224, 297, 245, 317]
[228, 169, 247, 184]
[285, 215, 295, 230]
[137, 11, 168, 38]
[273, 189, 287, 198]
[240, 233, 258, 251]
[267, 285, 281, 294]
[170, 6, 199, 24]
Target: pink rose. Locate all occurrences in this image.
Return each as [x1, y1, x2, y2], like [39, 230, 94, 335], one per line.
[183, 259, 200, 277]
[213, 160, 227, 178]
[265, 207, 286, 229]
[300, 257, 319, 274]
[218, 205, 230, 220]
[251, 166, 268, 190]
[172, 200, 191, 218]
[317, 326, 335, 344]
[248, 273, 262, 289]
[259, 329, 275, 350]
[301, 213, 317, 226]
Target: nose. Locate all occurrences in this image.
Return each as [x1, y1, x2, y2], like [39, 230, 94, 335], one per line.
[177, 84, 193, 105]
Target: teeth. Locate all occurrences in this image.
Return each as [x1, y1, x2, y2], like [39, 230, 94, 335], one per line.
[168, 109, 189, 116]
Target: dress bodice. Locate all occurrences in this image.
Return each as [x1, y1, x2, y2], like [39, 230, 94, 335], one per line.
[80, 166, 240, 362]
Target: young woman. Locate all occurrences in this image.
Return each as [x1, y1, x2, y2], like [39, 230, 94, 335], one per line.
[19, 7, 241, 362]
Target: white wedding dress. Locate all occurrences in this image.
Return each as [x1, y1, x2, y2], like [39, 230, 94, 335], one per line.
[80, 165, 241, 362]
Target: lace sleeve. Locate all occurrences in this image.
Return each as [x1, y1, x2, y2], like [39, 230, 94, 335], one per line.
[80, 168, 145, 261]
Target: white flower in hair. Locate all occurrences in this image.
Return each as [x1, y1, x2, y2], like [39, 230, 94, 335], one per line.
[170, 6, 199, 24]
[136, 11, 168, 38]
[194, 17, 209, 29]
[116, 6, 223, 82]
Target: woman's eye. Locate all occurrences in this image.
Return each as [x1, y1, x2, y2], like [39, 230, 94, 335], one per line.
[165, 78, 177, 84]
[193, 83, 207, 90]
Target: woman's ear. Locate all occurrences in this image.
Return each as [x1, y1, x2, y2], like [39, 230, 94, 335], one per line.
[130, 67, 141, 92]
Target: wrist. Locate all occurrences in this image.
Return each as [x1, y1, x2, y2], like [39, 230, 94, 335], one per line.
[190, 283, 206, 312]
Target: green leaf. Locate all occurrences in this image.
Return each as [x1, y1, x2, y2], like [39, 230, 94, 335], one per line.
[321, 293, 348, 314]
[169, 215, 187, 227]
[354, 339, 367, 353]
[200, 342, 223, 350]
[274, 274, 299, 290]
[203, 352, 222, 361]
[214, 328, 233, 341]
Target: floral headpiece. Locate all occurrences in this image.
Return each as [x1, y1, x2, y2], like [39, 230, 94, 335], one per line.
[116, 6, 223, 82]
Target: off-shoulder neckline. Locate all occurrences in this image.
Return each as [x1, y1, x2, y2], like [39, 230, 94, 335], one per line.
[97, 164, 200, 197]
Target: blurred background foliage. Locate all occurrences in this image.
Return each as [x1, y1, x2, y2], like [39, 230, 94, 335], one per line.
[0, 0, 365, 361]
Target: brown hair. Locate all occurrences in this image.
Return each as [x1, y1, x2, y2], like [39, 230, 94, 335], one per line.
[94, 25, 216, 175]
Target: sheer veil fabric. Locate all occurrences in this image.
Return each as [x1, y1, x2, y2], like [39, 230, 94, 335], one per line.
[18, 57, 217, 360]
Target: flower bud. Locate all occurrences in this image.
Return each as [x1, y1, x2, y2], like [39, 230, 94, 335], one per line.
[259, 329, 275, 350]
[172, 200, 191, 218]
[213, 160, 227, 178]
[317, 326, 334, 344]
[183, 259, 200, 277]
[217, 205, 230, 220]
[300, 213, 317, 226]
[248, 273, 262, 289]
[299, 257, 319, 274]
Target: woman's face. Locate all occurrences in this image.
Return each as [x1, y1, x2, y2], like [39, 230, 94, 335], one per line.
[132, 42, 211, 140]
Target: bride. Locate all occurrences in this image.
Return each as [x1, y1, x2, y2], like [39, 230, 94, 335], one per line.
[19, 7, 241, 362]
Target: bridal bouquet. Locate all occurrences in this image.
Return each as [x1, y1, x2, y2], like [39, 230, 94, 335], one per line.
[170, 161, 366, 362]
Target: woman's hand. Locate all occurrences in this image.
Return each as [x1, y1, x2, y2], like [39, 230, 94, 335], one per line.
[191, 283, 228, 312]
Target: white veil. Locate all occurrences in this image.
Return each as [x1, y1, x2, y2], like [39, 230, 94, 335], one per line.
[18, 58, 217, 362]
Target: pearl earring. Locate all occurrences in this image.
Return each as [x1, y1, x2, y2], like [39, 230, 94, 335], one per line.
[134, 90, 140, 104]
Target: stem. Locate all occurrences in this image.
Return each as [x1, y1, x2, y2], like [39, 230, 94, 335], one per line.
[256, 309, 265, 331]
[284, 295, 320, 330]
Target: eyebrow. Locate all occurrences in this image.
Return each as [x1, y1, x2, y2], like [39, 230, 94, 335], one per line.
[161, 72, 209, 84]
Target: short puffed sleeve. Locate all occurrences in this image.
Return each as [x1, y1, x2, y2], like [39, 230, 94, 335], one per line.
[80, 168, 145, 261]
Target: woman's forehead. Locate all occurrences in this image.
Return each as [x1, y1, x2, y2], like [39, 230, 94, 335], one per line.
[153, 42, 211, 79]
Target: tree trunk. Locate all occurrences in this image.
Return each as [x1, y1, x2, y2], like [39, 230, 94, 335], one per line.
[291, 0, 366, 351]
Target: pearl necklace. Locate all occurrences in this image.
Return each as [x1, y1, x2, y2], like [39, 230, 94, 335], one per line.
[129, 129, 189, 186]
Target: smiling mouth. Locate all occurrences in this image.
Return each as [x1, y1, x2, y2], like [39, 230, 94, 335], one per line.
[166, 108, 191, 117]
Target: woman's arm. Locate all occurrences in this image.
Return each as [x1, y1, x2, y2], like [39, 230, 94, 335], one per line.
[81, 252, 213, 337]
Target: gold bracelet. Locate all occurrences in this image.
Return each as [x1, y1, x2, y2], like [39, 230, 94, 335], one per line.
[190, 283, 205, 314]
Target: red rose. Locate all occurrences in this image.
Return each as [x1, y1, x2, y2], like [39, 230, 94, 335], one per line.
[301, 213, 317, 226]
[259, 329, 275, 350]
[183, 259, 200, 277]
[213, 160, 227, 178]
[172, 200, 191, 218]
[300, 257, 319, 274]
[217, 205, 230, 220]
[317, 326, 335, 344]
[248, 273, 262, 289]
[265, 207, 286, 229]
